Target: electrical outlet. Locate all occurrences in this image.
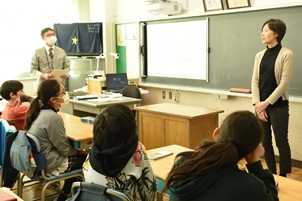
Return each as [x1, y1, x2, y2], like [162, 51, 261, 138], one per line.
[162, 91, 166, 99]
[169, 91, 172, 99]
[172, 91, 179, 102]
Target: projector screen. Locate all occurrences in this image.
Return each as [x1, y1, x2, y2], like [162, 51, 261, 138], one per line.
[145, 19, 208, 80]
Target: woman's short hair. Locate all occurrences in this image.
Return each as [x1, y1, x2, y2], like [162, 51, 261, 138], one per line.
[93, 104, 138, 150]
[262, 18, 286, 43]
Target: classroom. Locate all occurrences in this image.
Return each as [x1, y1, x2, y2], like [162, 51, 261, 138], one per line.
[1, 0, 302, 200]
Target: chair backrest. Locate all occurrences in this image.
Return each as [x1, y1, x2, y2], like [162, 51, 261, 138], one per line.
[25, 133, 47, 176]
[69, 181, 130, 201]
[10, 131, 46, 180]
[120, 86, 141, 99]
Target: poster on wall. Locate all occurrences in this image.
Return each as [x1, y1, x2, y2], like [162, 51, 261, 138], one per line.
[117, 24, 126, 46]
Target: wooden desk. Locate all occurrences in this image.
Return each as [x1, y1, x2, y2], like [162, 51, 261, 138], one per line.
[147, 145, 192, 180]
[61, 96, 142, 117]
[274, 175, 302, 201]
[136, 103, 223, 149]
[146, 145, 302, 201]
[0, 187, 23, 201]
[59, 112, 93, 149]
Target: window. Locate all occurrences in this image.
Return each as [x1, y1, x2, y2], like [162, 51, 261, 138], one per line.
[0, 0, 77, 79]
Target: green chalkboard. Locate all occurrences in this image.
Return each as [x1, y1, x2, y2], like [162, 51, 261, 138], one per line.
[142, 6, 302, 97]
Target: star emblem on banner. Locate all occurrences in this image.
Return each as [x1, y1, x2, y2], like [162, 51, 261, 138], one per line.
[72, 36, 78, 45]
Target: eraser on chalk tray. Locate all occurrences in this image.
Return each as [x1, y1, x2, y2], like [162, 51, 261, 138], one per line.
[229, 88, 252, 94]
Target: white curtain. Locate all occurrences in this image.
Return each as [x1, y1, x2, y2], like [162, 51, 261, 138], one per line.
[0, 0, 78, 79]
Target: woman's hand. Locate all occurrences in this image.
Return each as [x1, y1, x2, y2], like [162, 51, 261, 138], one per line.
[257, 110, 268, 122]
[254, 101, 269, 114]
[245, 143, 265, 164]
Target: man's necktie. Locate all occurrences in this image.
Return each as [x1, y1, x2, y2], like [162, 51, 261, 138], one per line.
[49, 48, 53, 59]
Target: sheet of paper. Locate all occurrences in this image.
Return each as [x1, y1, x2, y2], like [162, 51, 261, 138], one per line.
[52, 69, 69, 82]
[148, 150, 173, 160]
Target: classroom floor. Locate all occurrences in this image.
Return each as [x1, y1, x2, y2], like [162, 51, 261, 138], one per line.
[1, 160, 302, 201]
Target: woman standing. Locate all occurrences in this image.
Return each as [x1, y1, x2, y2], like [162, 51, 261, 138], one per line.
[252, 18, 294, 177]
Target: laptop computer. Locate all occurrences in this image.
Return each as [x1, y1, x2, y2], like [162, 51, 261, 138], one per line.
[105, 73, 128, 93]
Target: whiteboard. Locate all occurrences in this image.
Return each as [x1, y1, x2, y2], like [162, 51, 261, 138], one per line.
[146, 19, 208, 80]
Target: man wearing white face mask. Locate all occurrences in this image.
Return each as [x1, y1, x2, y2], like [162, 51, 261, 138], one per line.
[30, 27, 70, 90]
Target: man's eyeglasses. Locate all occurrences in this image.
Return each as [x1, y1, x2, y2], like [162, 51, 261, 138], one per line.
[45, 33, 56, 37]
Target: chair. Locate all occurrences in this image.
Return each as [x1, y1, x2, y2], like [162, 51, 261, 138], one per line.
[13, 131, 84, 201]
[0, 119, 17, 166]
[69, 181, 130, 201]
[120, 86, 142, 99]
[120, 86, 142, 117]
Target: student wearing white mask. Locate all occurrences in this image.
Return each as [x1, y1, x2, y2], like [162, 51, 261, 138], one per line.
[25, 79, 87, 201]
[30, 27, 70, 89]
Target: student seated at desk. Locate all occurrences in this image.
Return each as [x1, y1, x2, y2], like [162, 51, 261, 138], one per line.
[24, 80, 87, 201]
[0, 80, 34, 130]
[83, 104, 157, 201]
[163, 111, 278, 201]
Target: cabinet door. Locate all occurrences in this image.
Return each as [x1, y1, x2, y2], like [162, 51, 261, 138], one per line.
[164, 117, 189, 147]
[138, 112, 164, 149]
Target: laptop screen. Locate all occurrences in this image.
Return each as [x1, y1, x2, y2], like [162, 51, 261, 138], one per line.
[105, 73, 128, 91]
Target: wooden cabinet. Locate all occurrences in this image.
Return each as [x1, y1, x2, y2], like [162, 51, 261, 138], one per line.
[136, 103, 224, 149]
[86, 78, 106, 94]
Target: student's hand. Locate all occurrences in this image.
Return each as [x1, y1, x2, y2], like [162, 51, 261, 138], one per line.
[257, 110, 268, 122]
[79, 149, 88, 155]
[41, 73, 54, 80]
[60, 74, 68, 79]
[245, 143, 265, 164]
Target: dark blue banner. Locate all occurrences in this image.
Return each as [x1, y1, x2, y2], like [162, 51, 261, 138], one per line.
[53, 23, 102, 56]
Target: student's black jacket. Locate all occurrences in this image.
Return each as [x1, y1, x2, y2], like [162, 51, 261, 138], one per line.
[169, 158, 278, 201]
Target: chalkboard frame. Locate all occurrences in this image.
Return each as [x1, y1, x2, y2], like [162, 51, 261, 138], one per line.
[141, 6, 302, 96]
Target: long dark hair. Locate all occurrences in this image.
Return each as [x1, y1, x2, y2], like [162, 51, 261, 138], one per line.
[93, 104, 138, 150]
[162, 110, 263, 191]
[24, 80, 60, 130]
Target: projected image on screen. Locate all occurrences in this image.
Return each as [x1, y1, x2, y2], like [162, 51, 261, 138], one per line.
[146, 19, 208, 80]
[105, 73, 128, 92]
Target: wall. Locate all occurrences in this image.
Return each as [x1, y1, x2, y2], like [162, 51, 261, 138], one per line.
[0, 0, 78, 80]
[103, 0, 302, 162]
[0, 78, 36, 96]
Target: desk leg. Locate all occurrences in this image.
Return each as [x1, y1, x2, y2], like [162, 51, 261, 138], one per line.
[157, 192, 163, 201]
[156, 178, 167, 201]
